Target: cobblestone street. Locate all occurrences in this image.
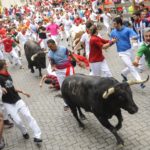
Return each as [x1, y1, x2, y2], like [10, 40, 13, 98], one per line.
[3, 38, 150, 150]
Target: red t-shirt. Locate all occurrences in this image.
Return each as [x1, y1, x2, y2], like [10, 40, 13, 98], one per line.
[84, 10, 91, 18]
[3, 38, 14, 53]
[74, 18, 82, 25]
[89, 35, 109, 63]
[4, 9, 9, 16]
[46, 74, 60, 90]
[35, 1, 41, 7]
[0, 28, 7, 38]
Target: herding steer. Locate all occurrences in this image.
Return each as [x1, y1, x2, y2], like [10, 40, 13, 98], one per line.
[24, 40, 46, 77]
[61, 74, 149, 146]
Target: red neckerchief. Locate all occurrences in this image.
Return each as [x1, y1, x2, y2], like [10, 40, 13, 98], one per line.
[0, 70, 10, 76]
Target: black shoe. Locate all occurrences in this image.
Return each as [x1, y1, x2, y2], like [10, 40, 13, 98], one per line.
[140, 83, 145, 89]
[4, 120, 14, 128]
[31, 68, 35, 73]
[34, 138, 42, 143]
[23, 133, 30, 139]
[121, 74, 128, 82]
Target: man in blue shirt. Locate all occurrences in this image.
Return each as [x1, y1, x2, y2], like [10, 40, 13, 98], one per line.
[110, 17, 144, 88]
[47, 39, 75, 111]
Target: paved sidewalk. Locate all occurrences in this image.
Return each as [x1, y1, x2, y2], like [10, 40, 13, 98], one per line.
[3, 38, 150, 150]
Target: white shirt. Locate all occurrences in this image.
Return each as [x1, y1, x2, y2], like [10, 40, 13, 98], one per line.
[13, 20, 19, 28]
[55, 17, 62, 26]
[16, 32, 29, 46]
[80, 32, 90, 57]
[70, 24, 86, 39]
[90, 12, 97, 22]
[63, 19, 72, 31]
[101, 13, 111, 26]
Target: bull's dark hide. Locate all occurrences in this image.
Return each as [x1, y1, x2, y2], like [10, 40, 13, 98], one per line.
[24, 40, 46, 76]
[61, 74, 138, 146]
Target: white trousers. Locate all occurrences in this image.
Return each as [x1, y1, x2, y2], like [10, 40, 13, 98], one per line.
[31, 33, 38, 41]
[3, 100, 41, 139]
[65, 30, 70, 39]
[55, 67, 74, 87]
[59, 30, 64, 39]
[119, 49, 141, 80]
[104, 22, 111, 33]
[90, 60, 112, 77]
[5, 49, 22, 66]
[56, 67, 74, 107]
[60, 30, 70, 40]
[13, 46, 21, 53]
[0, 51, 4, 60]
[40, 39, 48, 50]
[0, 102, 9, 120]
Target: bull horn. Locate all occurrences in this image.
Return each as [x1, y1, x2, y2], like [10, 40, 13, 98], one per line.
[31, 53, 38, 61]
[102, 87, 115, 99]
[127, 75, 149, 86]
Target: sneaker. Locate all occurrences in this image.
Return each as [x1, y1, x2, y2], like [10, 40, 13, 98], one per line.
[0, 137, 5, 150]
[4, 120, 14, 129]
[121, 74, 128, 82]
[34, 138, 42, 143]
[23, 133, 30, 139]
[140, 83, 146, 89]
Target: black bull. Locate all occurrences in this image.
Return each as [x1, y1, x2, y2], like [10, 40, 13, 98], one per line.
[61, 74, 149, 146]
[24, 40, 46, 76]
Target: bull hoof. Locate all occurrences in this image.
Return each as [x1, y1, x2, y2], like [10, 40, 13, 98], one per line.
[80, 115, 86, 120]
[31, 69, 35, 73]
[117, 140, 124, 147]
[117, 144, 124, 149]
[115, 124, 122, 131]
[79, 123, 85, 129]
